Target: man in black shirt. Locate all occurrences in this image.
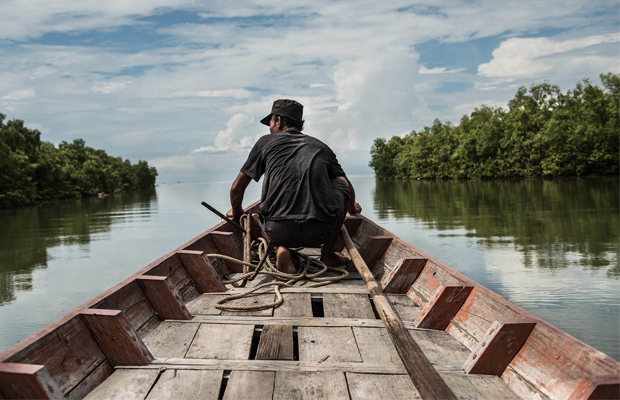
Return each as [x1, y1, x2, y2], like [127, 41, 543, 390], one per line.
[227, 99, 361, 273]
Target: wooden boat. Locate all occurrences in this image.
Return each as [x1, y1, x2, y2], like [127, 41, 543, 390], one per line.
[0, 202, 618, 399]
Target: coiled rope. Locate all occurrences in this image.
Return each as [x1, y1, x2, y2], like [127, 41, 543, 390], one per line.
[205, 236, 348, 311]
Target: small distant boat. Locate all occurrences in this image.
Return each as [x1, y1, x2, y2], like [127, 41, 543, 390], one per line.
[0, 201, 618, 399]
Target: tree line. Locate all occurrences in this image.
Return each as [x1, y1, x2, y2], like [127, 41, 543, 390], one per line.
[0, 113, 158, 208]
[369, 73, 619, 179]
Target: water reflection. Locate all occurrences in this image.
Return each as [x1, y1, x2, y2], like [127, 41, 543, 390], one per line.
[373, 177, 619, 278]
[0, 189, 157, 305]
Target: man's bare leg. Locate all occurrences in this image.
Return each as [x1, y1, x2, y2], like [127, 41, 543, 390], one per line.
[320, 213, 350, 267]
[276, 246, 297, 274]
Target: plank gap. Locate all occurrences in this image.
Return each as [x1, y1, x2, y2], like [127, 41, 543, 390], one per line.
[368, 296, 381, 320]
[311, 296, 324, 318]
[217, 369, 231, 400]
[249, 326, 263, 360]
[293, 329, 300, 361]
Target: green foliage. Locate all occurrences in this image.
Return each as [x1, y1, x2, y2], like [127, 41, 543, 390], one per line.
[370, 74, 620, 179]
[0, 114, 158, 208]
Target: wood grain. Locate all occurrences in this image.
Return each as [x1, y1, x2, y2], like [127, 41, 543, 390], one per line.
[83, 369, 159, 400]
[382, 257, 427, 294]
[220, 293, 275, 316]
[139, 321, 200, 358]
[137, 276, 192, 320]
[186, 324, 254, 360]
[185, 294, 226, 315]
[388, 294, 422, 321]
[568, 375, 620, 400]
[322, 293, 375, 319]
[298, 326, 362, 362]
[209, 231, 244, 273]
[91, 280, 156, 331]
[144, 253, 198, 302]
[223, 371, 275, 400]
[352, 327, 403, 365]
[66, 361, 114, 400]
[147, 369, 222, 400]
[177, 250, 227, 293]
[414, 283, 474, 330]
[358, 236, 393, 271]
[0, 363, 64, 400]
[256, 325, 294, 360]
[273, 293, 313, 317]
[273, 371, 349, 400]
[346, 373, 421, 400]
[442, 373, 521, 400]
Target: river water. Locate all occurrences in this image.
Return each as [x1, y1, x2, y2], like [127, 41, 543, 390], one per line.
[0, 176, 618, 360]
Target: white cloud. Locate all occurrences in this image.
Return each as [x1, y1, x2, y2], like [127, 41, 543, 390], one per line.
[419, 66, 465, 74]
[193, 113, 256, 153]
[1, 88, 35, 100]
[91, 78, 133, 94]
[478, 33, 620, 79]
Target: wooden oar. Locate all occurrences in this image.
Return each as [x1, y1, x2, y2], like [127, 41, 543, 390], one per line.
[201, 201, 247, 234]
[340, 225, 457, 400]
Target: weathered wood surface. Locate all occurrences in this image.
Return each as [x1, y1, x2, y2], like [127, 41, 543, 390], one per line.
[184, 233, 232, 276]
[209, 231, 244, 273]
[442, 373, 521, 400]
[358, 236, 393, 271]
[223, 371, 275, 400]
[274, 371, 350, 400]
[501, 367, 551, 400]
[81, 309, 153, 367]
[214, 283, 369, 294]
[185, 315, 417, 328]
[220, 293, 275, 316]
[464, 318, 536, 375]
[143, 253, 198, 302]
[185, 294, 226, 315]
[92, 280, 156, 331]
[273, 293, 313, 317]
[414, 283, 473, 330]
[353, 327, 404, 365]
[383, 257, 427, 294]
[177, 250, 227, 293]
[388, 294, 422, 321]
[298, 326, 362, 362]
[322, 293, 375, 319]
[0, 363, 64, 400]
[66, 361, 114, 400]
[83, 369, 159, 400]
[140, 321, 200, 358]
[147, 369, 222, 400]
[330, 215, 363, 253]
[569, 375, 620, 400]
[408, 330, 471, 368]
[347, 373, 421, 400]
[186, 324, 254, 360]
[341, 225, 458, 400]
[408, 260, 466, 307]
[256, 325, 295, 360]
[137, 276, 192, 320]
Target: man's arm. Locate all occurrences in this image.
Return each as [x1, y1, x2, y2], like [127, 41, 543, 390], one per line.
[229, 171, 253, 221]
[337, 176, 362, 214]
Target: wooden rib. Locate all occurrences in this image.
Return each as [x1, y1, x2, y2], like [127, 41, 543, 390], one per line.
[464, 318, 536, 376]
[568, 375, 620, 400]
[414, 283, 474, 330]
[330, 216, 363, 253]
[209, 231, 244, 273]
[136, 276, 192, 320]
[340, 226, 457, 400]
[81, 309, 153, 367]
[382, 257, 428, 294]
[176, 250, 226, 293]
[0, 363, 64, 400]
[255, 325, 295, 360]
[358, 236, 393, 270]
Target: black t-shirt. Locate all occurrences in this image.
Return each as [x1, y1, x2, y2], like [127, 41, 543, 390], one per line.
[241, 127, 349, 222]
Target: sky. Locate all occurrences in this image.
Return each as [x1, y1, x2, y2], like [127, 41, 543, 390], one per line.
[1, 1, 618, 184]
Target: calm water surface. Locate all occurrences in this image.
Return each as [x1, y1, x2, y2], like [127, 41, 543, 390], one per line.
[0, 176, 618, 360]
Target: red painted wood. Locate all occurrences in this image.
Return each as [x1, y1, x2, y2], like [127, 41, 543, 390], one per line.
[569, 375, 620, 399]
[464, 318, 536, 376]
[414, 283, 473, 330]
[0, 363, 64, 399]
[91, 280, 156, 331]
[136, 276, 192, 320]
[177, 250, 227, 293]
[81, 309, 153, 367]
[209, 231, 244, 273]
[382, 257, 428, 294]
[358, 236, 393, 271]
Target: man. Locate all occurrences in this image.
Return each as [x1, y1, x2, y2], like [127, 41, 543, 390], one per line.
[227, 99, 361, 273]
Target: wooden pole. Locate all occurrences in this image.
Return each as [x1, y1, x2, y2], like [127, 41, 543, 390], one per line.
[201, 201, 247, 234]
[340, 226, 457, 400]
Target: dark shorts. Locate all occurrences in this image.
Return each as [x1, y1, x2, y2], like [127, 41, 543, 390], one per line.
[261, 182, 347, 248]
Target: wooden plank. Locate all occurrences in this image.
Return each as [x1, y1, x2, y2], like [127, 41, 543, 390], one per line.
[215, 284, 369, 295]
[0, 363, 64, 400]
[350, 219, 385, 247]
[92, 280, 156, 331]
[273, 293, 313, 317]
[340, 226, 457, 400]
[569, 375, 620, 400]
[322, 293, 375, 319]
[184, 233, 232, 276]
[4, 315, 107, 395]
[501, 367, 551, 400]
[184, 315, 418, 328]
[464, 318, 536, 376]
[388, 294, 422, 321]
[186, 324, 254, 360]
[347, 373, 421, 400]
[144, 253, 198, 302]
[140, 321, 200, 358]
[220, 293, 275, 316]
[377, 239, 421, 284]
[147, 369, 223, 400]
[137, 276, 192, 320]
[256, 325, 294, 360]
[330, 215, 363, 253]
[359, 236, 393, 270]
[185, 294, 226, 315]
[273, 371, 349, 400]
[298, 326, 362, 362]
[408, 330, 471, 368]
[352, 327, 403, 366]
[442, 373, 521, 400]
[177, 250, 227, 293]
[66, 361, 114, 400]
[209, 231, 244, 273]
[83, 369, 159, 400]
[414, 283, 473, 330]
[81, 309, 153, 367]
[223, 371, 275, 400]
[383, 257, 427, 294]
[408, 261, 465, 307]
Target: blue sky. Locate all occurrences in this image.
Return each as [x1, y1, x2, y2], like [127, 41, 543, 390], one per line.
[1, 1, 618, 183]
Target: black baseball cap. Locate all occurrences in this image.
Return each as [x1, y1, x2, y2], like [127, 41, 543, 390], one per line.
[260, 99, 304, 126]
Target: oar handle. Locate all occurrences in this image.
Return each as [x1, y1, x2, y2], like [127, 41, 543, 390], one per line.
[201, 201, 247, 234]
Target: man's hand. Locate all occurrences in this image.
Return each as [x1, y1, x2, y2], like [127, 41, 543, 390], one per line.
[348, 202, 362, 215]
